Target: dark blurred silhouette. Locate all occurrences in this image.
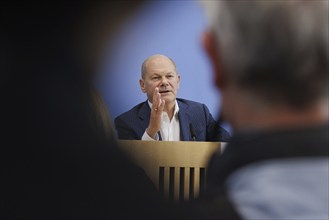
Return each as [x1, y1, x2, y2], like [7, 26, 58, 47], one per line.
[178, 1, 328, 219]
[1, 1, 171, 219]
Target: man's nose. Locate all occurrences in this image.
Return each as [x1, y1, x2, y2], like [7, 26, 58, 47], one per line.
[160, 77, 169, 86]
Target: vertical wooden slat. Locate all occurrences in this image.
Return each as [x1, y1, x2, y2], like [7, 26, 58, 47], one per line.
[179, 167, 184, 202]
[194, 168, 200, 198]
[189, 168, 195, 200]
[169, 167, 175, 202]
[159, 167, 164, 196]
[164, 167, 170, 200]
[153, 166, 159, 190]
[200, 168, 206, 195]
[174, 167, 180, 201]
[184, 167, 190, 201]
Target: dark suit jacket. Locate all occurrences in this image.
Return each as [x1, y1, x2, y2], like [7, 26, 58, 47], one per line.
[114, 98, 231, 142]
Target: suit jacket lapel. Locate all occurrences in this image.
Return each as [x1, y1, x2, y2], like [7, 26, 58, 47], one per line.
[137, 101, 151, 132]
[177, 100, 191, 141]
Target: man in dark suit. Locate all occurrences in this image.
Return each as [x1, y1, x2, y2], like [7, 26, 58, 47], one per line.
[115, 54, 230, 142]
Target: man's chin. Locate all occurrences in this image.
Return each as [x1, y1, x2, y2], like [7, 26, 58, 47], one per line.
[163, 97, 176, 104]
[161, 93, 174, 98]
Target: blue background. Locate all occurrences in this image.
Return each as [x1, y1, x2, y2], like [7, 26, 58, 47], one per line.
[97, 0, 229, 131]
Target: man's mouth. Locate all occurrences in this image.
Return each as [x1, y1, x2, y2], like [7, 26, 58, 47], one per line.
[159, 90, 170, 94]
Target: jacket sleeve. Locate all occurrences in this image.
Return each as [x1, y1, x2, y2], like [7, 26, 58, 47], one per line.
[114, 116, 139, 140]
[203, 104, 231, 142]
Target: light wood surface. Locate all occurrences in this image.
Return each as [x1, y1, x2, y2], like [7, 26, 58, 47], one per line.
[117, 140, 221, 202]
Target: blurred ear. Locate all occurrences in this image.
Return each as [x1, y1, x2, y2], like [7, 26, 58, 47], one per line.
[202, 30, 226, 89]
[139, 79, 146, 93]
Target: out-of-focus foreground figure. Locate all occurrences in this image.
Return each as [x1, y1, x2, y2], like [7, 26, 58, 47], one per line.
[0, 1, 171, 219]
[179, 1, 328, 219]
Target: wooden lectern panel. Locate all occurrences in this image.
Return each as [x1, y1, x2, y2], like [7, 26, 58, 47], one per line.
[117, 140, 221, 202]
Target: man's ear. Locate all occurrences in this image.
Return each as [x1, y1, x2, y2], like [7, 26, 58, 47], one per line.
[139, 79, 146, 93]
[202, 30, 226, 89]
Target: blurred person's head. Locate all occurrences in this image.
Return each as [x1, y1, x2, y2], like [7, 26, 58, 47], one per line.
[1, 1, 149, 159]
[1, 1, 178, 219]
[1, 1, 146, 137]
[201, 1, 328, 132]
[140, 54, 181, 109]
[1, 1, 145, 82]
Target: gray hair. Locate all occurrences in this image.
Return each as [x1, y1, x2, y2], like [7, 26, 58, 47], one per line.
[141, 54, 177, 79]
[202, 1, 328, 108]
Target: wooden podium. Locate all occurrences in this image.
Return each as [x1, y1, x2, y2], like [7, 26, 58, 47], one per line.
[117, 140, 221, 202]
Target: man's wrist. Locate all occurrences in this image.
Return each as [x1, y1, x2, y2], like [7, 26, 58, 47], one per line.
[142, 129, 158, 141]
[146, 127, 157, 139]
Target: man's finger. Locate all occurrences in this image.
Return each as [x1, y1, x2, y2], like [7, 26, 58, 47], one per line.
[152, 87, 160, 106]
[159, 98, 165, 111]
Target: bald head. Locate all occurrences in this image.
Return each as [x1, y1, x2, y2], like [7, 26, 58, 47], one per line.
[141, 54, 177, 79]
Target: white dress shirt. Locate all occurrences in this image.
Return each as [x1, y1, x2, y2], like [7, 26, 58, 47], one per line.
[141, 100, 181, 141]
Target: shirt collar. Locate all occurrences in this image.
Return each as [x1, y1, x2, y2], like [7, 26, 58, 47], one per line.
[148, 100, 180, 116]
